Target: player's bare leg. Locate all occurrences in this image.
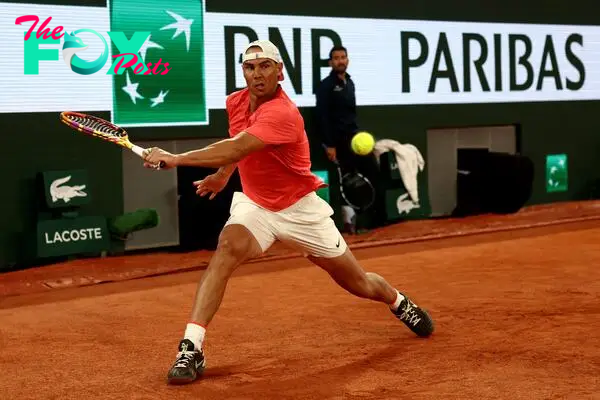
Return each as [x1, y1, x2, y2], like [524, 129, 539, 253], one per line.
[308, 248, 435, 337]
[309, 248, 396, 303]
[189, 224, 263, 326]
[167, 224, 263, 385]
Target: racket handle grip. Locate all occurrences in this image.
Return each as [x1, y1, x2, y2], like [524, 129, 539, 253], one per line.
[131, 144, 145, 158]
[131, 145, 166, 169]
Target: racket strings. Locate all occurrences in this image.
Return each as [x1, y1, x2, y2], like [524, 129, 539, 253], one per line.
[342, 173, 375, 209]
[70, 114, 125, 137]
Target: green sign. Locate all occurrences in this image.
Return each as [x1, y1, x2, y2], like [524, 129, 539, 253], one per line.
[546, 154, 568, 192]
[380, 151, 401, 181]
[42, 170, 90, 208]
[110, 0, 208, 127]
[37, 216, 110, 258]
[313, 170, 330, 203]
[385, 188, 422, 220]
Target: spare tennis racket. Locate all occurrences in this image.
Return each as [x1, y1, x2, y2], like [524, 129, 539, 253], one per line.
[333, 160, 375, 211]
[60, 111, 164, 169]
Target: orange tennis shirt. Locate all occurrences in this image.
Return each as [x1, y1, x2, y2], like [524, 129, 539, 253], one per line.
[226, 85, 326, 212]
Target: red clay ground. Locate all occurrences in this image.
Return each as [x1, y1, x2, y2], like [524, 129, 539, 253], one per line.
[1, 218, 600, 399]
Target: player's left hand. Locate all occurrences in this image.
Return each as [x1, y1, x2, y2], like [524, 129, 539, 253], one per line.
[143, 147, 177, 169]
[194, 173, 228, 200]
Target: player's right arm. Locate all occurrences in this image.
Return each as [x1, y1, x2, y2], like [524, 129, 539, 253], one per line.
[143, 99, 296, 169]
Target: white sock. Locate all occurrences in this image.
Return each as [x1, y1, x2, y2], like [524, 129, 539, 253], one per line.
[184, 322, 206, 350]
[389, 290, 405, 311]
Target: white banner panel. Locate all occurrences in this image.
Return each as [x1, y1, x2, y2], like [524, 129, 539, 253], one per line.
[2, 2, 600, 117]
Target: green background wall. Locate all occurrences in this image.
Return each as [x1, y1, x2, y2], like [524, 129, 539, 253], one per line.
[1, 0, 599, 269]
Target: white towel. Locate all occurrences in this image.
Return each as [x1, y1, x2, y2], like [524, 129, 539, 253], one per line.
[373, 139, 425, 204]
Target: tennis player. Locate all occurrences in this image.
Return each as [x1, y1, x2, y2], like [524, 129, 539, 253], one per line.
[143, 40, 435, 385]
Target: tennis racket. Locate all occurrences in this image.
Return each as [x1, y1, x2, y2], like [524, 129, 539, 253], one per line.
[321, 143, 375, 211]
[60, 111, 165, 169]
[333, 159, 375, 211]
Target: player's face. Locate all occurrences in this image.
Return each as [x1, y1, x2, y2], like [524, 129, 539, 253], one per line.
[242, 53, 282, 97]
[329, 50, 348, 74]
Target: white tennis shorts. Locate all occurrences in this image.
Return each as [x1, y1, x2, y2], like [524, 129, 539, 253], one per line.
[224, 191, 348, 258]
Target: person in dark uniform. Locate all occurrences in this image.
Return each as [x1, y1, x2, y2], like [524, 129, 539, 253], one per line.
[315, 45, 383, 233]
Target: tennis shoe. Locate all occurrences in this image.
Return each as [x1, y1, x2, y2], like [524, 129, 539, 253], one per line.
[391, 293, 435, 337]
[167, 339, 206, 385]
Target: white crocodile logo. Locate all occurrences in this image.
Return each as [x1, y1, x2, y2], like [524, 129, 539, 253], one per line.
[50, 175, 87, 203]
[396, 193, 419, 215]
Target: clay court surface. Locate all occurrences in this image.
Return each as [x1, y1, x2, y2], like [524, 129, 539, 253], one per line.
[1, 203, 600, 399]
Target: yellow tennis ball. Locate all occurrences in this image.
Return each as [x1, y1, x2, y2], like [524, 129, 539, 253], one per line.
[351, 131, 375, 155]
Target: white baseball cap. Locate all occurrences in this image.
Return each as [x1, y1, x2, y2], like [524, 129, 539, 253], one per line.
[242, 40, 283, 64]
